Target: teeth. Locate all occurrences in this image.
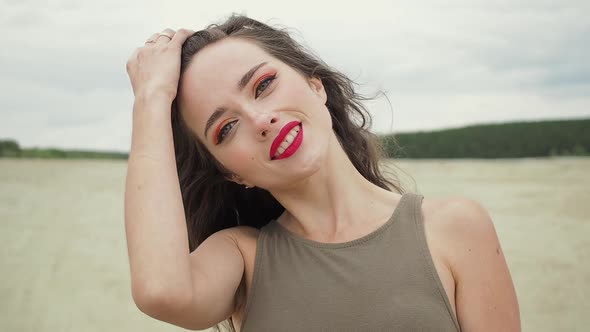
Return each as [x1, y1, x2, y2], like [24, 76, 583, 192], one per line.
[274, 124, 301, 158]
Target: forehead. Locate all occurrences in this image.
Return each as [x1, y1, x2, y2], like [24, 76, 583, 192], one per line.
[180, 38, 273, 131]
[187, 37, 271, 79]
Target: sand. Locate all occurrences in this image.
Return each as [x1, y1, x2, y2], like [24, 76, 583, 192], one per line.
[1, 157, 588, 331]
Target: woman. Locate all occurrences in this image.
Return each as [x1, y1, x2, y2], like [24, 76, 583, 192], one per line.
[124, 14, 520, 331]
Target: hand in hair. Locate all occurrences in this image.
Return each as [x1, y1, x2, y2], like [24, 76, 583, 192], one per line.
[126, 28, 195, 103]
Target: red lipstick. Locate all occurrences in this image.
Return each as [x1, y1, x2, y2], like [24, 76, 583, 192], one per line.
[269, 120, 303, 160]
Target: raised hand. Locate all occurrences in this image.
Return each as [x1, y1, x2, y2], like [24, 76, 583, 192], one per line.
[126, 28, 194, 103]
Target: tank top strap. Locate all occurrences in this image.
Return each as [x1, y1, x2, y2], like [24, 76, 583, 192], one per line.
[404, 192, 462, 331]
[396, 191, 423, 226]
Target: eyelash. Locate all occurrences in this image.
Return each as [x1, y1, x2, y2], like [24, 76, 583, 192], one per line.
[215, 119, 238, 145]
[255, 73, 277, 98]
[215, 74, 277, 145]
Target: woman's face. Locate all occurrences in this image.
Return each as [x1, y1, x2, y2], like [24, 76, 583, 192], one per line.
[179, 37, 332, 191]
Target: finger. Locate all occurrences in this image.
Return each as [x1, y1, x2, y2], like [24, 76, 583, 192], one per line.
[155, 28, 176, 46]
[126, 47, 140, 73]
[169, 28, 195, 48]
[144, 33, 159, 46]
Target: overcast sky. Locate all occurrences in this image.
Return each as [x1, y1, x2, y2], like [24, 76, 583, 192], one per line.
[1, 0, 588, 151]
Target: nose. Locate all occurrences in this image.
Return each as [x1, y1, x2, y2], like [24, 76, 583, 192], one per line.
[247, 109, 278, 140]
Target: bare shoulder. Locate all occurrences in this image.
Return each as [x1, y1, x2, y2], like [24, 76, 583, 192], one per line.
[421, 195, 496, 238]
[209, 226, 260, 273]
[421, 195, 521, 331]
[223, 225, 261, 325]
[223, 225, 261, 278]
[420, 195, 502, 276]
[224, 225, 260, 247]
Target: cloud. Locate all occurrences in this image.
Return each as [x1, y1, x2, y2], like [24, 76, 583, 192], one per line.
[0, 0, 588, 150]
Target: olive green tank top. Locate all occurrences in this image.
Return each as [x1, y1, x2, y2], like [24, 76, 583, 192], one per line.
[240, 192, 461, 331]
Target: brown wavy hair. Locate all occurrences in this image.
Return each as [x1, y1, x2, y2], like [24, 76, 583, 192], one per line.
[171, 13, 404, 331]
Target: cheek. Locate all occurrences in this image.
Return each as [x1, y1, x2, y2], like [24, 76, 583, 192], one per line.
[217, 142, 259, 175]
[272, 74, 316, 105]
[287, 81, 316, 103]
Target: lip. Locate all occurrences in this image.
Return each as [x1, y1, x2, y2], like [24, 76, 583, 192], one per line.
[269, 120, 302, 160]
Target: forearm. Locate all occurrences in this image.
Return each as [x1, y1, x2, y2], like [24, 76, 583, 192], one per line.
[124, 94, 193, 306]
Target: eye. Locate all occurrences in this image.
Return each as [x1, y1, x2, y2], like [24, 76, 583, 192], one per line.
[255, 74, 276, 99]
[215, 120, 238, 145]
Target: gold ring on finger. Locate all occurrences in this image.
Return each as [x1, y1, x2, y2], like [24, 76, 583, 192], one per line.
[158, 32, 173, 39]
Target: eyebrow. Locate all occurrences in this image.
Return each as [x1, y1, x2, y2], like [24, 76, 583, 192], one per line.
[203, 61, 268, 138]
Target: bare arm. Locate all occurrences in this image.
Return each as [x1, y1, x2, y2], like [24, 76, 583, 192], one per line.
[124, 94, 193, 316]
[124, 29, 246, 330]
[444, 197, 521, 331]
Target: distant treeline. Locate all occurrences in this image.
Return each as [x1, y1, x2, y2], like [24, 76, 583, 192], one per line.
[379, 118, 589, 158]
[0, 140, 127, 159]
[1, 118, 588, 159]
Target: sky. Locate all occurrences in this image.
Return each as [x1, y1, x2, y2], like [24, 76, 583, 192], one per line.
[1, 0, 589, 151]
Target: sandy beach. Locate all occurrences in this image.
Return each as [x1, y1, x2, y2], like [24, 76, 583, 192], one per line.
[1, 157, 588, 331]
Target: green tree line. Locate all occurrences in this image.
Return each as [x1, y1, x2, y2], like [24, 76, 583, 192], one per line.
[0, 139, 127, 159]
[1, 118, 588, 160]
[379, 118, 590, 158]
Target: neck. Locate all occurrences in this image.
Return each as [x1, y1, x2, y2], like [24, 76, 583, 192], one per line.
[269, 132, 399, 243]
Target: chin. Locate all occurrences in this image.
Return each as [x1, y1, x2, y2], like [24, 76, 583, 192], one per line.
[308, 128, 335, 166]
[290, 139, 329, 178]
[297, 146, 325, 173]
[262, 146, 325, 191]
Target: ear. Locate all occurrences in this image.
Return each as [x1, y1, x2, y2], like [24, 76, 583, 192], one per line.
[309, 76, 327, 105]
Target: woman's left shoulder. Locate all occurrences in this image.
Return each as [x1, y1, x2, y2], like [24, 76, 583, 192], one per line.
[420, 195, 497, 244]
[420, 195, 521, 331]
